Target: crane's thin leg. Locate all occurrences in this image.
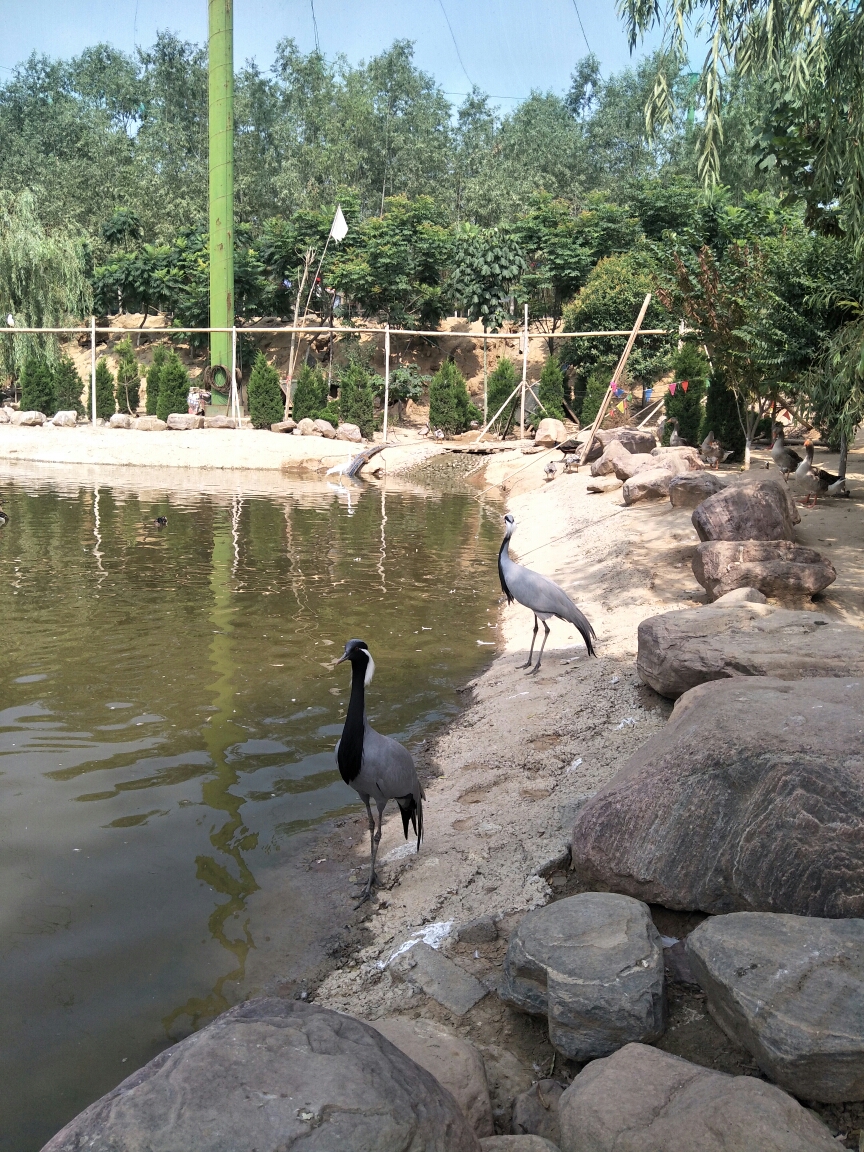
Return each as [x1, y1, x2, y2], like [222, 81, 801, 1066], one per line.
[356, 798, 378, 907]
[521, 617, 539, 669]
[529, 620, 551, 674]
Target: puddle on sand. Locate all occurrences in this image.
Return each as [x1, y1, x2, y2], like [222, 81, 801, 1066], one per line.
[0, 467, 503, 1151]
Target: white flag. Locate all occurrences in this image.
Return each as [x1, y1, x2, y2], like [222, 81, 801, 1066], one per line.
[329, 204, 348, 244]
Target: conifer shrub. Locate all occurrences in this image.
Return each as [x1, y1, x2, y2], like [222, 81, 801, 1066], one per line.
[581, 362, 615, 426]
[114, 338, 141, 415]
[19, 355, 57, 416]
[663, 342, 707, 446]
[701, 369, 746, 461]
[145, 346, 167, 415]
[486, 357, 518, 432]
[338, 360, 375, 438]
[155, 351, 189, 422]
[247, 352, 284, 429]
[89, 358, 116, 419]
[291, 363, 328, 422]
[54, 355, 85, 415]
[429, 359, 479, 435]
[534, 354, 566, 425]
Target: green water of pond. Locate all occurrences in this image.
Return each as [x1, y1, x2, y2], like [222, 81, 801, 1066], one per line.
[0, 468, 502, 1151]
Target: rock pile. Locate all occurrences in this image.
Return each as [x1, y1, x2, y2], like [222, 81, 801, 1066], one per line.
[693, 539, 836, 600]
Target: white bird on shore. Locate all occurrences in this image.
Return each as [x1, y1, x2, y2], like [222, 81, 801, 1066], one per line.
[544, 461, 557, 482]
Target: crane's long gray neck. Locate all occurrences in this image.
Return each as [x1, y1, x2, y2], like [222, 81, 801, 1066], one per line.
[337, 658, 366, 784]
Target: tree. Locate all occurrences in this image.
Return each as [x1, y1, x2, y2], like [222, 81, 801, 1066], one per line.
[802, 315, 864, 478]
[89, 357, 116, 418]
[485, 356, 519, 433]
[664, 342, 708, 446]
[581, 362, 617, 425]
[145, 346, 167, 415]
[702, 371, 746, 461]
[291, 362, 329, 422]
[155, 351, 188, 422]
[535, 355, 566, 424]
[247, 352, 284, 429]
[19, 355, 56, 415]
[429, 359, 478, 435]
[114, 337, 141, 414]
[377, 362, 427, 424]
[54, 354, 84, 414]
[338, 359, 375, 438]
[453, 226, 526, 333]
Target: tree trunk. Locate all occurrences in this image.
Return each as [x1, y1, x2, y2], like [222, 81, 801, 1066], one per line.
[744, 437, 752, 470]
[839, 430, 848, 479]
[483, 333, 488, 425]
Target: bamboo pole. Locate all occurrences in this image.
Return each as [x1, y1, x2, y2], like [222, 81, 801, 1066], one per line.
[90, 315, 97, 425]
[475, 380, 523, 443]
[0, 324, 681, 339]
[520, 304, 528, 453]
[482, 333, 488, 424]
[577, 294, 652, 470]
[383, 323, 390, 442]
[208, 0, 234, 395]
[230, 325, 240, 428]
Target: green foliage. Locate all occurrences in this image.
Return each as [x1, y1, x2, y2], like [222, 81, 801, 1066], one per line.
[702, 372, 745, 461]
[453, 226, 527, 331]
[114, 337, 141, 414]
[581, 362, 615, 426]
[291, 363, 329, 422]
[378, 363, 428, 423]
[54, 355, 84, 414]
[155, 351, 188, 422]
[90, 357, 116, 419]
[247, 352, 284, 429]
[663, 343, 708, 445]
[338, 359, 375, 438]
[486, 357, 519, 432]
[429, 359, 479, 434]
[19, 356, 57, 416]
[535, 355, 566, 423]
[145, 346, 167, 415]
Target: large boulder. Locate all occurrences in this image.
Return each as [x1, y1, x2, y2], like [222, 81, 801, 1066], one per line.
[109, 413, 132, 429]
[336, 422, 363, 443]
[204, 415, 237, 429]
[590, 440, 631, 477]
[622, 466, 678, 504]
[271, 419, 296, 433]
[570, 677, 864, 917]
[499, 893, 666, 1060]
[166, 413, 204, 430]
[692, 479, 798, 542]
[668, 471, 727, 508]
[369, 1017, 494, 1136]
[636, 603, 864, 699]
[687, 912, 864, 1103]
[0, 406, 10, 423]
[512, 1079, 564, 1145]
[52, 410, 78, 428]
[12, 410, 45, 426]
[693, 539, 836, 601]
[651, 444, 703, 466]
[534, 418, 567, 447]
[43, 999, 480, 1152]
[556, 1043, 838, 1152]
[314, 418, 337, 439]
[596, 428, 656, 454]
[586, 476, 623, 494]
[131, 416, 167, 431]
[297, 417, 321, 436]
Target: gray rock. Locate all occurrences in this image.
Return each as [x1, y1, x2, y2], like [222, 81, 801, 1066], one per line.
[590, 440, 630, 477]
[314, 418, 337, 439]
[131, 416, 167, 431]
[52, 410, 78, 428]
[479, 1046, 534, 1131]
[534, 419, 567, 447]
[557, 1042, 838, 1152]
[43, 998, 480, 1152]
[687, 912, 864, 1102]
[204, 415, 237, 429]
[693, 539, 836, 601]
[668, 471, 728, 508]
[12, 410, 45, 426]
[713, 585, 767, 604]
[369, 1016, 493, 1135]
[336, 422, 363, 443]
[458, 915, 498, 945]
[595, 428, 656, 454]
[270, 419, 296, 432]
[481, 1137, 560, 1151]
[663, 939, 699, 987]
[109, 413, 132, 429]
[298, 417, 321, 436]
[499, 893, 665, 1060]
[0, 406, 10, 423]
[651, 444, 703, 463]
[166, 413, 204, 430]
[622, 465, 679, 504]
[512, 1079, 564, 1145]
[391, 941, 487, 1015]
[692, 479, 798, 542]
[571, 677, 864, 917]
[586, 476, 623, 494]
[636, 603, 864, 698]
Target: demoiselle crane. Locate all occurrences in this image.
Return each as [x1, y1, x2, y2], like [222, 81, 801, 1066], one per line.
[498, 514, 596, 672]
[335, 639, 424, 902]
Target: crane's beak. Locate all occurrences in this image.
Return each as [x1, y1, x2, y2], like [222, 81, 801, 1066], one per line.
[335, 652, 349, 665]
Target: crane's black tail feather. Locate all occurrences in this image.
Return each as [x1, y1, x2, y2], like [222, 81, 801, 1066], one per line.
[561, 606, 597, 657]
[398, 793, 424, 851]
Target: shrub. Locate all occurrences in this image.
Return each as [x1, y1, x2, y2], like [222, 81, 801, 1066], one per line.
[429, 359, 479, 435]
[534, 354, 566, 425]
[54, 355, 85, 415]
[581, 362, 615, 426]
[291, 363, 328, 422]
[88, 358, 116, 419]
[338, 359, 375, 438]
[663, 343, 708, 446]
[114, 338, 141, 415]
[701, 369, 745, 461]
[19, 356, 56, 416]
[486, 357, 519, 432]
[156, 351, 189, 422]
[145, 346, 167, 415]
[247, 352, 284, 429]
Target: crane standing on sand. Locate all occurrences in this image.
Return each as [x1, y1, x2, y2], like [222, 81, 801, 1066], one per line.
[498, 514, 596, 673]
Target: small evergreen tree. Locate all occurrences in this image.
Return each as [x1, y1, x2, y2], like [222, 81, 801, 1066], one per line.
[145, 346, 167, 415]
[247, 352, 284, 429]
[701, 369, 746, 461]
[486, 357, 519, 432]
[663, 342, 707, 445]
[429, 359, 478, 435]
[291, 362, 328, 422]
[19, 355, 57, 416]
[88, 358, 116, 419]
[338, 359, 375, 438]
[156, 351, 189, 422]
[114, 338, 141, 415]
[581, 362, 615, 426]
[54, 355, 84, 414]
[534, 354, 566, 424]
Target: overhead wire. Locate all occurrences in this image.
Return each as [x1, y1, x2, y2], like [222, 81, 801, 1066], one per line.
[437, 0, 474, 88]
[570, 0, 593, 55]
[310, 0, 321, 54]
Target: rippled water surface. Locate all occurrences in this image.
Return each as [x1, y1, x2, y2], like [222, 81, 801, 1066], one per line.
[0, 466, 501, 1150]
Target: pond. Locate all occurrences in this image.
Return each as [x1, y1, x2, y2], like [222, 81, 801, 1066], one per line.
[0, 465, 503, 1151]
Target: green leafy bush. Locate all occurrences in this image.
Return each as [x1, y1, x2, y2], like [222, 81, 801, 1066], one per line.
[291, 363, 328, 422]
[534, 354, 566, 424]
[89, 358, 116, 419]
[156, 351, 189, 422]
[701, 369, 745, 461]
[19, 356, 56, 416]
[247, 352, 284, 429]
[429, 359, 479, 435]
[581, 362, 615, 426]
[114, 338, 141, 415]
[663, 342, 707, 445]
[145, 347, 167, 415]
[486, 357, 519, 432]
[338, 359, 375, 438]
[53, 355, 84, 415]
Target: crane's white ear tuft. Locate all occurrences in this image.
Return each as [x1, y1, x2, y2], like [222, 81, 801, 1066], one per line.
[362, 650, 375, 685]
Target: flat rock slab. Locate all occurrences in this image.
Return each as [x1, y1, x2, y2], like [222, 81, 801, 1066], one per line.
[369, 1016, 494, 1136]
[166, 413, 204, 430]
[481, 1139, 561, 1151]
[391, 941, 487, 1016]
[637, 603, 864, 698]
[131, 416, 167, 431]
[43, 998, 480, 1152]
[499, 893, 665, 1060]
[596, 428, 656, 454]
[622, 465, 680, 504]
[668, 471, 728, 507]
[687, 912, 864, 1102]
[571, 677, 864, 917]
[557, 1042, 837, 1152]
[204, 415, 237, 429]
[693, 539, 836, 601]
[692, 479, 798, 542]
[586, 476, 623, 493]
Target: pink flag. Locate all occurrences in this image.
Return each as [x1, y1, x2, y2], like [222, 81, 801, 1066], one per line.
[668, 381, 677, 396]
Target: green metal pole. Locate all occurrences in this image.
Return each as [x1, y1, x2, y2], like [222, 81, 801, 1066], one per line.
[209, 0, 233, 407]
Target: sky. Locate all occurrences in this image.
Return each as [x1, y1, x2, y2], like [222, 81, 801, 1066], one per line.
[0, 0, 688, 107]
